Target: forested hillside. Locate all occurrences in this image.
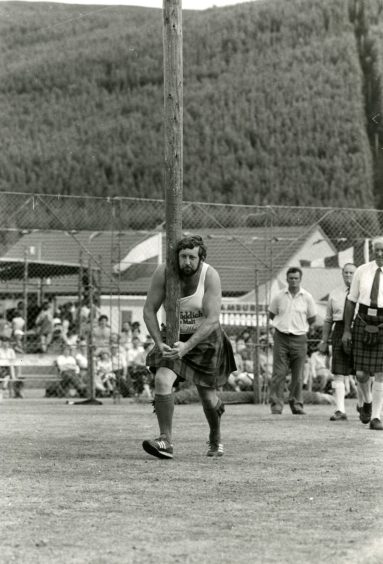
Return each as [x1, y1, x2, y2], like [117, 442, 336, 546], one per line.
[0, 0, 383, 207]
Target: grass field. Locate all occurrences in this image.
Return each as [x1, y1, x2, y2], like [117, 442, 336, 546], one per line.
[1, 397, 383, 564]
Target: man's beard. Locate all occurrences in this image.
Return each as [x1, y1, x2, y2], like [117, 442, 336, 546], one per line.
[179, 259, 200, 277]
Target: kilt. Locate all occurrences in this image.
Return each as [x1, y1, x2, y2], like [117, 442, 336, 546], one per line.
[331, 321, 354, 376]
[352, 312, 383, 373]
[146, 326, 237, 389]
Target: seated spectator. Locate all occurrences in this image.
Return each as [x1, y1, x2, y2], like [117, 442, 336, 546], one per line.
[95, 351, 116, 396]
[0, 313, 13, 341]
[307, 350, 333, 393]
[228, 343, 254, 392]
[64, 327, 78, 347]
[92, 315, 111, 354]
[0, 337, 23, 398]
[127, 336, 145, 368]
[120, 321, 133, 350]
[235, 336, 248, 356]
[110, 342, 134, 397]
[60, 304, 74, 344]
[110, 332, 125, 352]
[35, 302, 54, 353]
[239, 328, 252, 345]
[49, 344, 87, 398]
[11, 309, 25, 353]
[79, 301, 90, 339]
[127, 337, 152, 395]
[75, 341, 89, 388]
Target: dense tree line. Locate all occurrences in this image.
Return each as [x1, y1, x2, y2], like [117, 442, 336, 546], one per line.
[0, 0, 382, 208]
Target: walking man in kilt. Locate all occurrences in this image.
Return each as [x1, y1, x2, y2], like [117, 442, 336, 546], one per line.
[142, 235, 236, 459]
[319, 263, 358, 421]
[342, 237, 383, 430]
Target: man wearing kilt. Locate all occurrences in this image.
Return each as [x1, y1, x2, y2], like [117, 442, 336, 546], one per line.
[342, 237, 383, 431]
[319, 263, 357, 421]
[142, 235, 236, 459]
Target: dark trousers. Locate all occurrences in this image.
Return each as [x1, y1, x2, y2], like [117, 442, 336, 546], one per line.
[269, 330, 307, 412]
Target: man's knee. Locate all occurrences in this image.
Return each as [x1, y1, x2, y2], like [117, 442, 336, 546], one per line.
[154, 368, 177, 394]
[197, 386, 224, 413]
[356, 371, 371, 383]
[332, 375, 345, 385]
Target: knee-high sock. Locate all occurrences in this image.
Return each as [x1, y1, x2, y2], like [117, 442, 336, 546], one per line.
[154, 393, 174, 442]
[333, 379, 345, 413]
[371, 381, 383, 420]
[357, 379, 372, 404]
[202, 398, 225, 445]
[356, 382, 364, 408]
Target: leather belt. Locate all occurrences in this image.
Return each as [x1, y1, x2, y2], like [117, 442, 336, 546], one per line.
[358, 304, 383, 316]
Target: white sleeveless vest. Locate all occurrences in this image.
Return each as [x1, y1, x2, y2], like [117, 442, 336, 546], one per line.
[179, 262, 209, 334]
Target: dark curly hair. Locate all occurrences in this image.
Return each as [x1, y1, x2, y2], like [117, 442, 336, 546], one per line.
[176, 235, 207, 260]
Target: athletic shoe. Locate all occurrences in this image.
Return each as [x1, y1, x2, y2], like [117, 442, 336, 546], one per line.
[359, 402, 372, 424]
[369, 418, 383, 431]
[289, 400, 306, 415]
[330, 410, 348, 421]
[142, 437, 173, 459]
[206, 442, 224, 457]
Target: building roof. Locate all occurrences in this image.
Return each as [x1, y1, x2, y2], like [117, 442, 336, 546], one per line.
[2, 226, 334, 297]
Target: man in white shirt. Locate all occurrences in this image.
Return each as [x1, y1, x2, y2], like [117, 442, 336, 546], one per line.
[343, 237, 383, 430]
[269, 267, 317, 415]
[319, 263, 358, 421]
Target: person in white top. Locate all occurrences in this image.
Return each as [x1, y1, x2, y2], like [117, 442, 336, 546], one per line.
[0, 337, 23, 398]
[319, 263, 360, 421]
[56, 345, 86, 398]
[343, 237, 383, 430]
[11, 310, 25, 353]
[142, 234, 236, 460]
[269, 267, 317, 415]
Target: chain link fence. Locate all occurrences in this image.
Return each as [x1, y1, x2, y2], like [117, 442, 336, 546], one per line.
[0, 191, 382, 401]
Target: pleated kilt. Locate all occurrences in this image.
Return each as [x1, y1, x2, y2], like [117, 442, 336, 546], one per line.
[330, 321, 354, 376]
[146, 326, 237, 389]
[352, 312, 383, 373]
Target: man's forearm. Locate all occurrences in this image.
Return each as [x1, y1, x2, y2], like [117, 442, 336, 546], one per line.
[321, 320, 332, 344]
[343, 301, 356, 332]
[143, 309, 163, 347]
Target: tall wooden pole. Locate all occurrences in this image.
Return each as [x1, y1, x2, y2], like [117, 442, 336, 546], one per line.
[253, 268, 261, 404]
[163, 0, 183, 346]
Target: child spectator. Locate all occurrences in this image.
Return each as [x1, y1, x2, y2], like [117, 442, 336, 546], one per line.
[95, 351, 116, 396]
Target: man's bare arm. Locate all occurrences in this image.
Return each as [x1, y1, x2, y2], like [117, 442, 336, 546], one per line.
[343, 300, 356, 333]
[143, 265, 168, 349]
[342, 300, 356, 350]
[319, 320, 332, 353]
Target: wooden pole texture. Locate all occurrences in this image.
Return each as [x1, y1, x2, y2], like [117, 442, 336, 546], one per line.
[253, 268, 261, 404]
[163, 0, 183, 346]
